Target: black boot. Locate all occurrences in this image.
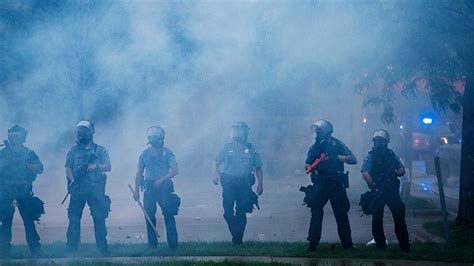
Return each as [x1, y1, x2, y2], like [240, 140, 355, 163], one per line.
[306, 241, 317, 252]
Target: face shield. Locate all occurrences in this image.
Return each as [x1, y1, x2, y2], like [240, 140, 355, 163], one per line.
[372, 129, 390, 151]
[311, 120, 333, 142]
[230, 123, 249, 142]
[231, 126, 246, 139]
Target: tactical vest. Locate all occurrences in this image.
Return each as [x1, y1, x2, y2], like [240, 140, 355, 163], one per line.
[368, 148, 398, 184]
[70, 144, 105, 184]
[312, 138, 345, 177]
[223, 143, 256, 173]
[0, 146, 34, 186]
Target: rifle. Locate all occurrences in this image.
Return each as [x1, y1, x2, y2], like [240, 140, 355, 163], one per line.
[128, 184, 160, 238]
[305, 153, 328, 174]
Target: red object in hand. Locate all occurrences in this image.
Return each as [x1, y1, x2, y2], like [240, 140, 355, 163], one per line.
[306, 153, 328, 174]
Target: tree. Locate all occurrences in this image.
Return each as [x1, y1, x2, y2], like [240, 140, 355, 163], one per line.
[355, 0, 474, 224]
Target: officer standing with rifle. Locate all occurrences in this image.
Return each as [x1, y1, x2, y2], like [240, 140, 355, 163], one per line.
[360, 129, 410, 252]
[303, 120, 356, 252]
[65, 120, 111, 254]
[212, 122, 263, 245]
[0, 125, 45, 258]
[133, 126, 180, 250]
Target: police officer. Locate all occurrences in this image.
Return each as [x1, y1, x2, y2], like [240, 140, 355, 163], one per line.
[361, 129, 410, 251]
[133, 126, 179, 249]
[0, 125, 44, 258]
[65, 120, 111, 254]
[212, 122, 263, 245]
[304, 120, 356, 251]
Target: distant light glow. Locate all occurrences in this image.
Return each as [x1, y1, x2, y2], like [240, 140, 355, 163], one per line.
[422, 117, 433, 125]
[441, 137, 448, 145]
[363, 118, 367, 123]
[400, 125, 403, 129]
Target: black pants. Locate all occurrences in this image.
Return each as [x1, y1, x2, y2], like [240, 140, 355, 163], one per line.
[371, 190, 410, 250]
[0, 196, 41, 256]
[143, 182, 178, 249]
[308, 181, 353, 249]
[67, 184, 109, 252]
[221, 176, 251, 244]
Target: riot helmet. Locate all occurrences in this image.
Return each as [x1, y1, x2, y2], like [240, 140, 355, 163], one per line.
[372, 129, 390, 150]
[231, 121, 249, 142]
[76, 120, 94, 145]
[147, 126, 165, 149]
[8, 125, 28, 146]
[311, 120, 333, 143]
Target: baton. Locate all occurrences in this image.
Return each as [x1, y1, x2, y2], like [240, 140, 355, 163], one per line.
[306, 153, 328, 174]
[61, 192, 70, 205]
[128, 184, 160, 238]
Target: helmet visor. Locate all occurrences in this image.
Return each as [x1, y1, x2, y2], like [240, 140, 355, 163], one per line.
[231, 126, 247, 139]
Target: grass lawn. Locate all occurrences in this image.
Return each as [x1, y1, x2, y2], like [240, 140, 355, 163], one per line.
[1, 260, 289, 266]
[2, 240, 473, 263]
[402, 195, 436, 210]
[423, 220, 474, 248]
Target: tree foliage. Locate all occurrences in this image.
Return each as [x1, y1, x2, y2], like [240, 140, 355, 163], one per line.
[354, 0, 470, 124]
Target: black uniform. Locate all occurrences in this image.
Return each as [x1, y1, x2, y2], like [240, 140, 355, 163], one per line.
[138, 147, 180, 249]
[0, 144, 44, 257]
[361, 148, 410, 250]
[305, 137, 354, 249]
[215, 141, 262, 245]
[65, 143, 111, 253]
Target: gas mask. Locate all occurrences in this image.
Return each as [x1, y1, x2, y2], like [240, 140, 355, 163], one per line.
[230, 122, 249, 143]
[148, 135, 165, 149]
[231, 127, 246, 143]
[76, 126, 93, 145]
[371, 129, 390, 152]
[311, 120, 333, 145]
[315, 129, 330, 145]
[372, 137, 388, 152]
[7, 125, 27, 147]
[8, 132, 25, 146]
[147, 126, 166, 149]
